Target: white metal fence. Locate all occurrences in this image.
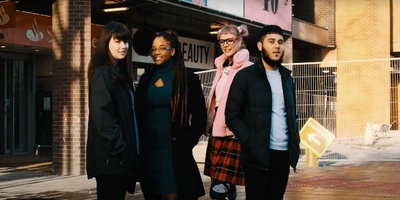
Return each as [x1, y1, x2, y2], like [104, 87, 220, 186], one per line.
[195, 58, 400, 139]
[195, 69, 217, 103]
[283, 61, 337, 135]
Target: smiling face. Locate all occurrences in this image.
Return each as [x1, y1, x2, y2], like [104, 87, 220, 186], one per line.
[151, 36, 176, 66]
[108, 35, 129, 66]
[219, 33, 240, 60]
[257, 33, 284, 70]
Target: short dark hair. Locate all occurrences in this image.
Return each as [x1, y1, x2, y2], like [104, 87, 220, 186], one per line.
[258, 25, 284, 42]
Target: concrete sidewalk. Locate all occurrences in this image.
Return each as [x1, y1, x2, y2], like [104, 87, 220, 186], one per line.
[1, 131, 400, 199]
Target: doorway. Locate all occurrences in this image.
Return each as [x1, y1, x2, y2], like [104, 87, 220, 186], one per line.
[0, 53, 34, 155]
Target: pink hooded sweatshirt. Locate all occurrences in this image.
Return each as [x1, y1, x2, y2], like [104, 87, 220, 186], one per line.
[206, 49, 253, 137]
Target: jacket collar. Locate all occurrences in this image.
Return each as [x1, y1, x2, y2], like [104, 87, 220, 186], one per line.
[255, 58, 292, 80]
[214, 49, 250, 70]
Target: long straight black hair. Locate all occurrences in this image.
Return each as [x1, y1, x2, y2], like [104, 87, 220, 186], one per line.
[87, 21, 132, 83]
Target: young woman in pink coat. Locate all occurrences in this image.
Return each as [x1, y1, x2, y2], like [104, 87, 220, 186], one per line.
[204, 24, 253, 200]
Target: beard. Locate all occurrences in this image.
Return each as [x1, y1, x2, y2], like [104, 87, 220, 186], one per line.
[261, 47, 284, 67]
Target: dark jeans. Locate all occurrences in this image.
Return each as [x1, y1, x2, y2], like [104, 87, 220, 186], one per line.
[243, 149, 290, 200]
[95, 175, 136, 200]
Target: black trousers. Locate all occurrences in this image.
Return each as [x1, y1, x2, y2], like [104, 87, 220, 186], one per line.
[243, 149, 290, 200]
[95, 175, 136, 200]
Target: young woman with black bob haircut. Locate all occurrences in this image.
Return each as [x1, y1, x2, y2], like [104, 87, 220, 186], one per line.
[86, 21, 140, 200]
[135, 29, 207, 200]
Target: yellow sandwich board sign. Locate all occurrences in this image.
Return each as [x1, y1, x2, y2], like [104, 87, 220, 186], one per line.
[300, 118, 335, 158]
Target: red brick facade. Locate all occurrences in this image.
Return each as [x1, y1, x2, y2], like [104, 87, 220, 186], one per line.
[52, 0, 91, 175]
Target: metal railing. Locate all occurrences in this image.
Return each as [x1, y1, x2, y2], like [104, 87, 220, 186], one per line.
[195, 58, 400, 139]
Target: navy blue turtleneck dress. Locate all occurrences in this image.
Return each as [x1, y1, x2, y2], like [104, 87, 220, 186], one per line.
[141, 59, 177, 194]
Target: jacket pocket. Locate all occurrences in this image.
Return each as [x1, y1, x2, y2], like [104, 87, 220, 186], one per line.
[241, 129, 269, 168]
[245, 129, 268, 149]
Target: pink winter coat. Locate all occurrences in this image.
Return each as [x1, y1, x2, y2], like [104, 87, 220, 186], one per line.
[206, 49, 253, 137]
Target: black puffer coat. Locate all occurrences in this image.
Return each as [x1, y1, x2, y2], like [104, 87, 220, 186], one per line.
[225, 58, 300, 171]
[87, 67, 140, 179]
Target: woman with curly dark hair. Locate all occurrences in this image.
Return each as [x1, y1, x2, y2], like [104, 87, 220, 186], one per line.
[135, 29, 207, 200]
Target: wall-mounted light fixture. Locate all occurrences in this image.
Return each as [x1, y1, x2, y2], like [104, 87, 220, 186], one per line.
[322, 70, 330, 73]
[209, 22, 225, 35]
[102, 7, 130, 12]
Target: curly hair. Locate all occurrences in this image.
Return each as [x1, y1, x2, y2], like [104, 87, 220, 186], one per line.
[154, 30, 188, 125]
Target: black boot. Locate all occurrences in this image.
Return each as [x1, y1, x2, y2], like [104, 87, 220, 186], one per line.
[209, 180, 230, 200]
[227, 185, 237, 200]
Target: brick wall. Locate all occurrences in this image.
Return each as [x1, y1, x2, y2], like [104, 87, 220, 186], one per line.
[336, 0, 390, 60]
[314, 0, 335, 47]
[52, 0, 91, 175]
[284, 37, 293, 63]
[336, 61, 391, 137]
[292, 0, 336, 62]
[335, 0, 391, 137]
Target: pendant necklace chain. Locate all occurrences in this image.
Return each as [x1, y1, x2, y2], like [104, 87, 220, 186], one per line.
[223, 60, 233, 75]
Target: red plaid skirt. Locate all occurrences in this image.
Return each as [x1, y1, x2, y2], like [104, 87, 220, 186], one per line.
[203, 136, 245, 185]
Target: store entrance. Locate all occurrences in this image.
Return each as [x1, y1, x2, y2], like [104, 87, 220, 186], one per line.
[0, 54, 34, 155]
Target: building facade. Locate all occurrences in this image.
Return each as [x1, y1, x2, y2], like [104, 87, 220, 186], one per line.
[0, 0, 399, 175]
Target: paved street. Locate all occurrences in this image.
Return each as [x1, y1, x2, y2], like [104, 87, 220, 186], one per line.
[1, 131, 400, 199]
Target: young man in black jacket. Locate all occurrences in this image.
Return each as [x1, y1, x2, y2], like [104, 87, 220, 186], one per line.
[225, 25, 300, 200]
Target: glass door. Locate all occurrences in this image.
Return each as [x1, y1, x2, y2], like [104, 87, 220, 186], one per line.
[1, 57, 32, 154]
[0, 60, 4, 155]
[5, 59, 14, 154]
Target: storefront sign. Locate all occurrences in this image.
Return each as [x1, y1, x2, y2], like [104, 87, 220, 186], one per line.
[91, 24, 103, 53]
[183, 0, 207, 6]
[0, 1, 16, 29]
[180, 37, 213, 69]
[4, 12, 52, 48]
[245, 0, 292, 32]
[182, 0, 292, 32]
[0, 11, 103, 54]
